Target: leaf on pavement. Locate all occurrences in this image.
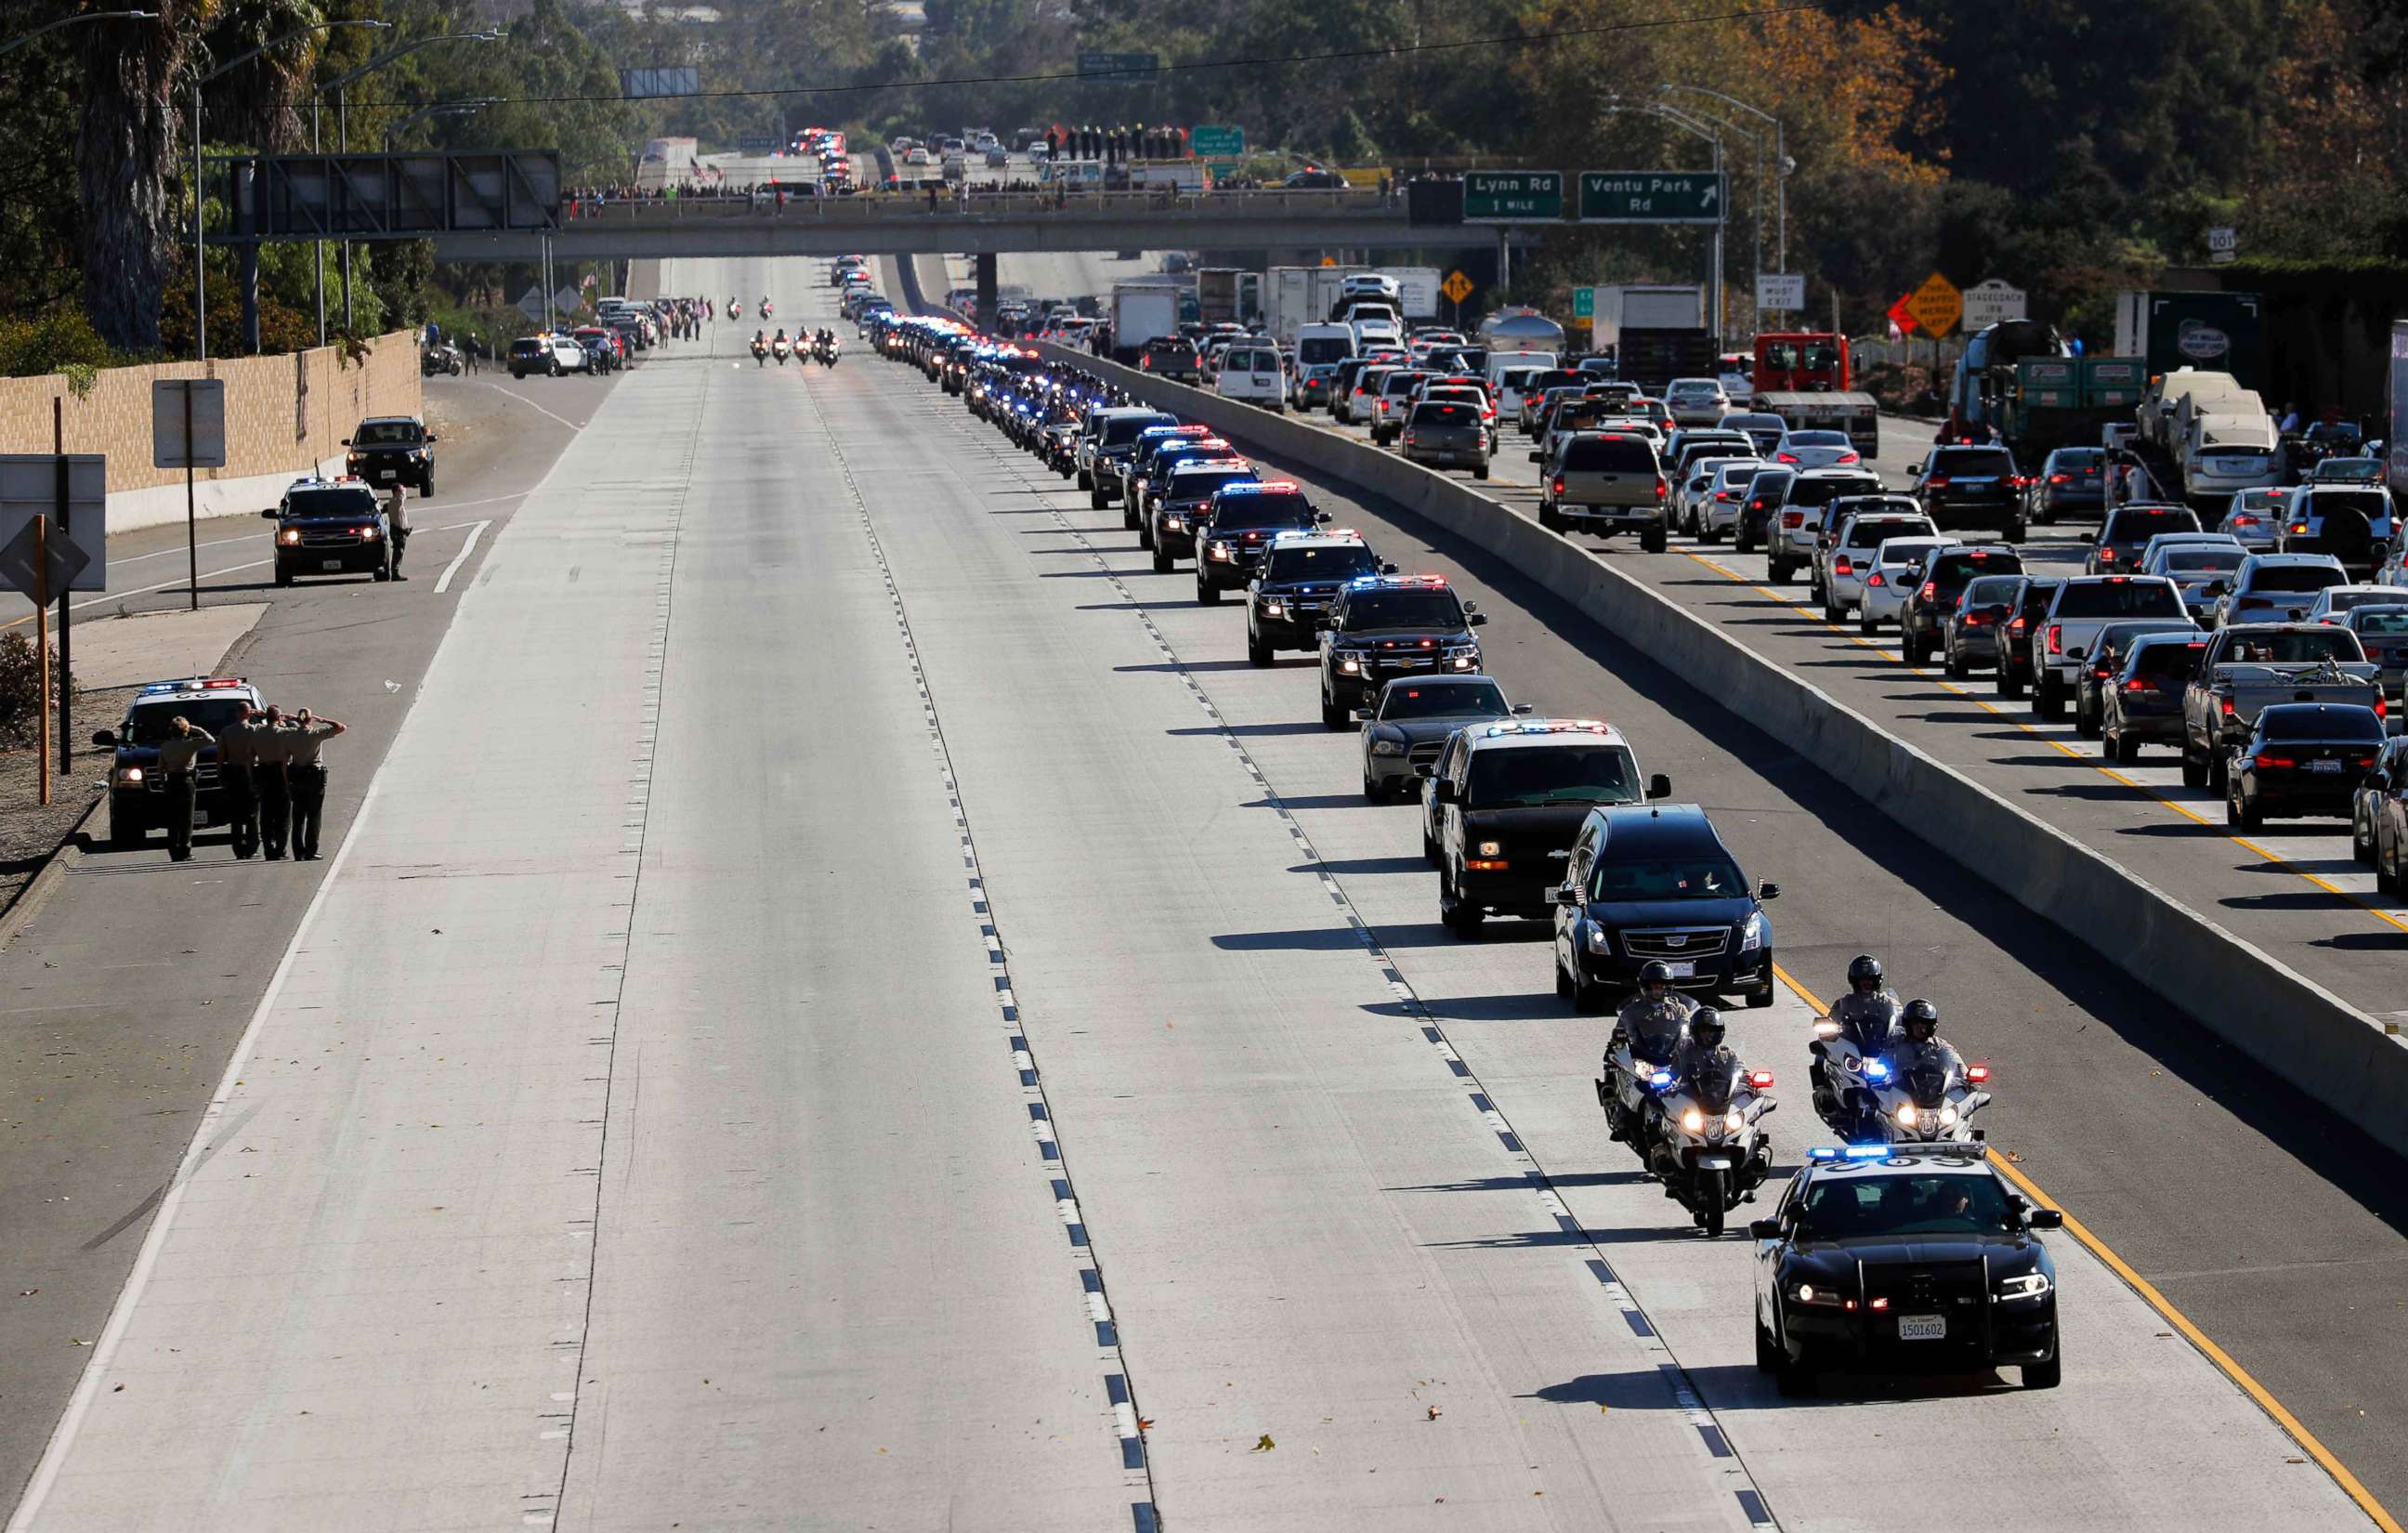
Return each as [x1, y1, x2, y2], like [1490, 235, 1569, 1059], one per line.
[1251, 1434, 1275, 1452]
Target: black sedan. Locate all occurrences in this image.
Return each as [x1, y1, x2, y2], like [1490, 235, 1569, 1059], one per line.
[2227, 702, 2388, 831]
[2074, 618, 2200, 738]
[1753, 1144, 2063, 1395]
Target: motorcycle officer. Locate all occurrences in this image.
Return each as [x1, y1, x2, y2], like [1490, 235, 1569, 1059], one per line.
[1814, 953, 1901, 1112]
[1650, 1007, 1737, 1176]
[1882, 999, 1962, 1079]
[1612, 960, 1696, 1064]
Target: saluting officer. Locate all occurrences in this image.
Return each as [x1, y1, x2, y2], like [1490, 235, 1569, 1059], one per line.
[283, 709, 347, 861]
[153, 715, 214, 863]
[217, 704, 268, 858]
[255, 705, 294, 859]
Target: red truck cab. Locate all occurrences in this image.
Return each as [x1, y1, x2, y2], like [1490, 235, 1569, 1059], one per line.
[1756, 333, 1852, 394]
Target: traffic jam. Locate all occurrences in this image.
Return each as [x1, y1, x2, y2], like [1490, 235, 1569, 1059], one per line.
[1267, 297, 2408, 872]
[856, 288, 2072, 1396]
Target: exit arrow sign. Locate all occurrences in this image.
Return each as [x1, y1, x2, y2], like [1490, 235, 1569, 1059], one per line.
[1577, 170, 1725, 225]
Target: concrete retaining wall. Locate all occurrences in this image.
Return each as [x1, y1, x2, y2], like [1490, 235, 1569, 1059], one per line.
[0, 332, 423, 535]
[1035, 341, 2408, 1157]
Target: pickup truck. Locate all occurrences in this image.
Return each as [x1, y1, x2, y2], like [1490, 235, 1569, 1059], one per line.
[2031, 575, 2189, 720]
[2180, 622, 2383, 790]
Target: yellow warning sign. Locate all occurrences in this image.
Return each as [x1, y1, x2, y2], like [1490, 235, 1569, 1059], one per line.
[1907, 270, 1962, 338]
[1441, 269, 1475, 305]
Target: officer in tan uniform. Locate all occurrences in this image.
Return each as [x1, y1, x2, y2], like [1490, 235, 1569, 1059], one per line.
[152, 715, 214, 863]
[283, 709, 348, 860]
[216, 705, 268, 858]
[254, 705, 294, 859]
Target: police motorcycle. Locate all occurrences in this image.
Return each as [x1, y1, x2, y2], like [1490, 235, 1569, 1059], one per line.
[1642, 1017, 1778, 1238]
[729, 296, 743, 321]
[751, 331, 768, 366]
[760, 296, 773, 319]
[814, 330, 840, 368]
[1844, 1000, 1992, 1146]
[1807, 954, 1900, 1134]
[1595, 961, 1691, 1154]
[772, 329, 791, 365]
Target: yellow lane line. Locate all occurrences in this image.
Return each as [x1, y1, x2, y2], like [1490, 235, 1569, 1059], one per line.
[1684, 549, 2408, 938]
[1772, 963, 2401, 1533]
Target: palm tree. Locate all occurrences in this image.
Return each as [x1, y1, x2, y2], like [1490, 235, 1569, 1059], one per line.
[203, 0, 327, 152]
[75, 1, 209, 351]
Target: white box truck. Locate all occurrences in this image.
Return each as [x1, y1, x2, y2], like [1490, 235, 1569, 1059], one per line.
[1591, 284, 1705, 347]
[1266, 267, 1354, 348]
[1111, 282, 1180, 363]
[1376, 268, 1443, 321]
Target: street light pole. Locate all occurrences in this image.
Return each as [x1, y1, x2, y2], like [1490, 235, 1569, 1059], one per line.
[1659, 102, 1761, 336]
[1600, 96, 1728, 344]
[302, 31, 499, 343]
[1659, 85, 1786, 271]
[0, 9, 153, 55]
[191, 18, 388, 363]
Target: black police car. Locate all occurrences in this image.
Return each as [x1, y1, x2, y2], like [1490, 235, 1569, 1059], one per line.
[1551, 801, 1776, 1006]
[91, 675, 265, 849]
[344, 415, 438, 497]
[1752, 1143, 2063, 1395]
[1191, 480, 1328, 597]
[1148, 463, 1263, 575]
[1426, 719, 1669, 933]
[264, 477, 396, 585]
[1317, 575, 1485, 728]
[1246, 531, 1389, 664]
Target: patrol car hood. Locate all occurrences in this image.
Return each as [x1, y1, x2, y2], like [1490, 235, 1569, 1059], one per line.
[1373, 714, 1507, 745]
[1577, 891, 1752, 927]
[1459, 802, 1610, 842]
[1786, 1232, 2044, 1269]
[284, 514, 381, 529]
[1339, 626, 1475, 649]
[348, 442, 423, 457]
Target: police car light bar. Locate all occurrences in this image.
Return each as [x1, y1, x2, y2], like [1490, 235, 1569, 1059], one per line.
[1807, 1143, 1986, 1162]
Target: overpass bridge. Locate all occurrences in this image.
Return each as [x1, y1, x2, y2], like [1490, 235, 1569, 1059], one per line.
[427, 188, 1525, 262]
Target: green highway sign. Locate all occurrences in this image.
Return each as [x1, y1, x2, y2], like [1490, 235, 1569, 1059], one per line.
[1573, 286, 1595, 319]
[1577, 170, 1727, 224]
[1076, 50, 1160, 77]
[1191, 125, 1245, 158]
[1464, 170, 1564, 223]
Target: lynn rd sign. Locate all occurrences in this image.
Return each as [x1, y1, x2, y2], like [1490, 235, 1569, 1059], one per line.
[1463, 170, 1564, 222]
[1577, 171, 1725, 224]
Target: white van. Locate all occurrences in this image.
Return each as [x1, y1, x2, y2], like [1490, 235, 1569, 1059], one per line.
[1289, 322, 1355, 409]
[1212, 341, 1287, 412]
[1485, 349, 1558, 389]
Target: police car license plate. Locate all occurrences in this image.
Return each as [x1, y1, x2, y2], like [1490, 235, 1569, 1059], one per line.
[1662, 961, 1695, 978]
[321, 558, 344, 570]
[1897, 1314, 1946, 1342]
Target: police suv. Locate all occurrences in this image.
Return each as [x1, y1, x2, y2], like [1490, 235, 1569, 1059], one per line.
[1244, 530, 1390, 664]
[1317, 574, 1486, 727]
[264, 477, 397, 585]
[91, 675, 265, 849]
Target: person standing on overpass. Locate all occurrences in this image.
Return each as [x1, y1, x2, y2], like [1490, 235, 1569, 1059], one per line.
[216, 704, 268, 858]
[255, 706, 294, 860]
[283, 709, 347, 861]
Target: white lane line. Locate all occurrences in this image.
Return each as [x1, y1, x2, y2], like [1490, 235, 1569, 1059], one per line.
[0, 558, 279, 630]
[3, 764, 390, 1533]
[462, 380, 588, 433]
[434, 520, 492, 594]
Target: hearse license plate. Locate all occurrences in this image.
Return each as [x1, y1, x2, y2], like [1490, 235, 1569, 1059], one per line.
[1898, 1314, 1946, 1341]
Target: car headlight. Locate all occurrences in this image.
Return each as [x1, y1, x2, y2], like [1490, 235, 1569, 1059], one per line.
[1337, 650, 1365, 673]
[1996, 1272, 2053, 1301]
[1791, 1283, 1844, 1307]
[1210, 541, 1233, 560]
[359, 526, 381, 541]
[277, 529, 301, 545]
[1164, 517, 1184, 531]
[1584, 924, 1608, 953]
[115, 766, 144, 785]
[1680, 1107, 1705, 1133]
[1476, 840, 1501, 858]
[1263, 599, 1286, 618]
[1738, 911, 1766, 951]
[1370, 739, 1404, 756]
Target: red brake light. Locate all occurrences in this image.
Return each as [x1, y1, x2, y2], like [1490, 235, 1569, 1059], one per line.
[1833, 556, 1853, 576]
[2100, 548, 2116, 562]
[1776, 452, 1800, 465]
[1926, 476, 1950, 489]
[2047, 623, 2063, 654]
[1551, 477, 1565, 496]
[1867, 572, 1886, 587]
[1783, 512, 1805, 528]
[1838, 452, 1860, 465]
[2220, 697, 2237, 715]
[2048, 473, 2070, 484]
[1966, 1064, 1990, 1084]
[1919, 581, 1937, 602]
[1966, 610, 1992, 625]
[2124, 676, 2151, 691]
[1655, 478, 1669, 500]
[2255, 753, 2297, 769]
[2232, 515, 2258, 528]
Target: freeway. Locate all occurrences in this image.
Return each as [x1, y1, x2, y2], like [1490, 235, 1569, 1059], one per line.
[1, 251, 2392, 1530]
[1276, 377, 2408, 1025]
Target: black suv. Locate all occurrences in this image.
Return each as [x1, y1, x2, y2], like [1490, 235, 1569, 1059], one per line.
[344, 415, 438, 497]
[1551, 802, 1774, 1008]
[1153, 464, 1268, 577]
[264, 478, 396, 585]
[1318, 575, 1485, 727]
[1246, 532, 1387, 664]
[92, 675, 266, 849]
[1910, 444, 2028, 541]
[1426, 719, 1669, 934]
[1899, 544, 2022, 665]
[1752, 1144, 2062, 1395]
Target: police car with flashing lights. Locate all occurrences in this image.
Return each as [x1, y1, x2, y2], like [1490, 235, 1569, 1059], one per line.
[1318, 574, 1486, 728]
[1190, 479, 1327, 596]
[91, 675, 266, 849]
[1752, 1143, 2063, 1395]
[264, 476, 397, 585]
[1245, 530, 1393, 665]
[1422, 719, 1669, 933]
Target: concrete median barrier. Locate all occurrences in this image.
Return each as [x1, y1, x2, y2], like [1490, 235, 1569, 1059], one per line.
[1035, 341, 2408, 1157]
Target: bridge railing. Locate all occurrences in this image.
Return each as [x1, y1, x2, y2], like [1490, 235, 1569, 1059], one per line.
[561, 186, 1397, 224]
